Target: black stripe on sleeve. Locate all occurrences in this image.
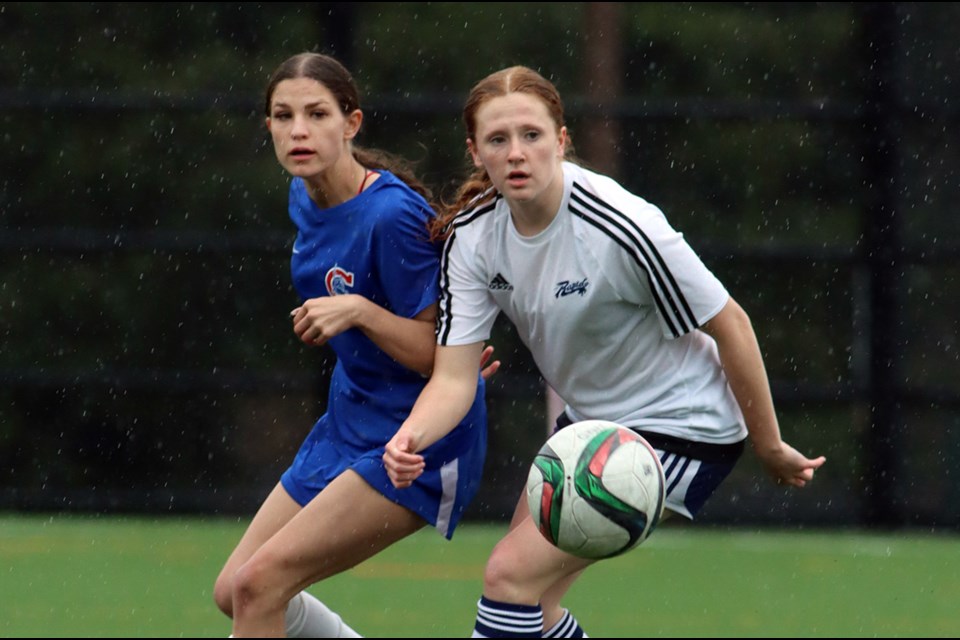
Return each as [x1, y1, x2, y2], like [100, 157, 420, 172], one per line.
[569, 183, 698, 337]
[436, 199, 498, 345]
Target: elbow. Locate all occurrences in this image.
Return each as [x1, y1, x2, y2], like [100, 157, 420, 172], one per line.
[412, 347, 436, 378]
[702, 297, 755, 343]
[727, 301, 753, 334]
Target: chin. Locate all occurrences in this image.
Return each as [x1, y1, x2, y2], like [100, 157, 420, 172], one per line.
[286, 163, 320, 178]
[503, 187, 536, 202]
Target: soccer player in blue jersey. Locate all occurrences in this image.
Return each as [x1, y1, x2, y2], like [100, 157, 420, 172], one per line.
[213, 52, 497, 638]
[384, 65, 826, 638]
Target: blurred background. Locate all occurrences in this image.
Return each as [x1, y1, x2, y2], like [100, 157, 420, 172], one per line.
[1, 1, 957, 529]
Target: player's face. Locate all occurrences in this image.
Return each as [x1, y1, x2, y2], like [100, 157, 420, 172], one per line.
[266, 78, 361, 179]
[468, 92, 567, 208]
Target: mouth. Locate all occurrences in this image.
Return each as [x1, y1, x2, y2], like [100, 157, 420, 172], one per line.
[506, 170, 530, 186]
[289, 147, 316, 160]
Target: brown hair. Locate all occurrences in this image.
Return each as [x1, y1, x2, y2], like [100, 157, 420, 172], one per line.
[265, 52, 434, 208]
[431, 66, 573, 241]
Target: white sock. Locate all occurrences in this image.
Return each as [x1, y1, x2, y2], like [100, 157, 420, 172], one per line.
[285, 591, 362, 638]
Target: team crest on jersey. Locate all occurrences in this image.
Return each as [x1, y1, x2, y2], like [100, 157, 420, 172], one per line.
[325, 266, 355, 296]
[555, 278, 589, 298]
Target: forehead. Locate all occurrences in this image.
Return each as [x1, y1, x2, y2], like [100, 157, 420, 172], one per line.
[270, 77, 336, 107]
[474, 92, 556, 134]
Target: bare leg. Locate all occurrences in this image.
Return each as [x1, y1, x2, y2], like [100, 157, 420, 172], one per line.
[231, 470, 426, 637]
[501, 498, 675, 633]
[484, 506, 593, 606]
[504, 492, 585, 630]
[214, 483, 302, 617]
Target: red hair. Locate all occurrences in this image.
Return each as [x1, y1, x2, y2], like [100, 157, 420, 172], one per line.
[431, 66, 573, 240]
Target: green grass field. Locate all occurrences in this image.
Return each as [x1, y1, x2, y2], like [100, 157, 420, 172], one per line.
[0, 513, 957, 638]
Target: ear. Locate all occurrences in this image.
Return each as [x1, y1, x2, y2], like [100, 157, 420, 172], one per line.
[557, 125, 568, 158]
[467, 138, 483, 168]
[344, 109, 363, 140]
[265, 116, 272, 133]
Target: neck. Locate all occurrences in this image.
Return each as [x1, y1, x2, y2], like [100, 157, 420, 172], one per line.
[508, 166, 565, 237]
[304, 156, 365, 209]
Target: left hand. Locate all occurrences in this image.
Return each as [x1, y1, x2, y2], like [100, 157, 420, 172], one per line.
[479, 344, 501, 381]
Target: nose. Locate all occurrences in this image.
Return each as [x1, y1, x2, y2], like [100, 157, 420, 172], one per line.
[291, 114, 309, 139]
[507, 136, 524, 163]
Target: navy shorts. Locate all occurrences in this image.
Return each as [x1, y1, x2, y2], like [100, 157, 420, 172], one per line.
[554, 412, 744, 520]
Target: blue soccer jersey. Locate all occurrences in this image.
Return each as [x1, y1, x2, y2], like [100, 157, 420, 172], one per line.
[281, 171, 487, 538]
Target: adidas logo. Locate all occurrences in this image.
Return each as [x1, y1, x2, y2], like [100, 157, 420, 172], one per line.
[489, 273, 514, 291]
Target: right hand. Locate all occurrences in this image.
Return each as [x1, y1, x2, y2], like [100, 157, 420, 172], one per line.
[756, 441, 826, 488]
[290, 295, 363, 346]
[384, 427, 426, 489]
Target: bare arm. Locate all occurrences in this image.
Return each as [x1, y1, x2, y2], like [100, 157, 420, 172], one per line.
[700, 297, 826, 487]
[383, 342, 485, 488]
[291, 296, 437, 376]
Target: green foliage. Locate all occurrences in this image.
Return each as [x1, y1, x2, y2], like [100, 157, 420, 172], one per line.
[622, 3, 862, 100]
[357, 3, 585, 91]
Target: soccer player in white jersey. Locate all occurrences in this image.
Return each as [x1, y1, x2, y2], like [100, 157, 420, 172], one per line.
[384, 65, 826, 638]
[212, 53, 498, 638]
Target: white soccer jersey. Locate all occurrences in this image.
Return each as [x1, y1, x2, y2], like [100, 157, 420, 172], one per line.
[438, 162, 747, 445]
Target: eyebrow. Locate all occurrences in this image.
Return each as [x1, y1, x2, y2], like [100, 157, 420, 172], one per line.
[483, 122, 543, 136]
[271, 99, 332, 110]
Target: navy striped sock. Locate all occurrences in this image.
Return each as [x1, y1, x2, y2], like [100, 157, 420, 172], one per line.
[472, 596, 543, 638]
[543, 609, 587, 638]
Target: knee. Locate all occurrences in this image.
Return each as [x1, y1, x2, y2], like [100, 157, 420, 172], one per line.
[213, 568, 235, 617]
[482, 540, 525, 597]
[231, 553, 287, 619]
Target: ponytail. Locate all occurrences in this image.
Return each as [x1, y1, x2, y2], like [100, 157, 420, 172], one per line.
[430, 168, 497, 242]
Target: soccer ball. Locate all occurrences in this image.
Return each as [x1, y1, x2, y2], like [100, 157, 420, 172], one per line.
[525, 420, 666, 560]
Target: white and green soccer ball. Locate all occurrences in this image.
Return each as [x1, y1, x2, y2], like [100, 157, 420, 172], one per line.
[526, 420, 666, 560]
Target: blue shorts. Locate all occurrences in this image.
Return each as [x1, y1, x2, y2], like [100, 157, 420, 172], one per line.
[554, 413, 744, 520]
[281, 418, 486, 540]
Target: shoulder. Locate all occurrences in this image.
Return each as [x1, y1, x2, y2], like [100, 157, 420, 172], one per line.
[366, 171, 433, 219]
[565, 162, 667, 230]
[374, 170, 420, 197]
[361, 172, 437, 243]
[446, 190, 503, 238]
[368, 170, 419, 200]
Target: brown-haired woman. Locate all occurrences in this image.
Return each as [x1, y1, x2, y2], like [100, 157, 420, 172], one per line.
[213, 52, 496, 638]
